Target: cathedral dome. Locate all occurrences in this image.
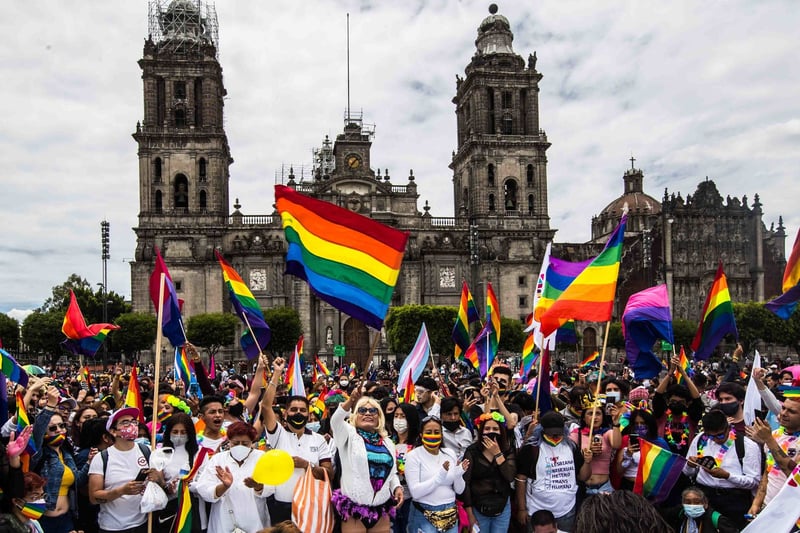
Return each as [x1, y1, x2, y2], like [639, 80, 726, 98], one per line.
[592, 165, 661, 239]
[476, 4, 515, 55]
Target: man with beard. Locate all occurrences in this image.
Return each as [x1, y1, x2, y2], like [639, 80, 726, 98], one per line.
[262, 356, 333, 524]
[198, 395, 227, 452]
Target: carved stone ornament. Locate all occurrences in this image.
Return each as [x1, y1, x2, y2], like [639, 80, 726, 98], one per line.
[249, 268, 267, 291]
[439, 266, 456, 289]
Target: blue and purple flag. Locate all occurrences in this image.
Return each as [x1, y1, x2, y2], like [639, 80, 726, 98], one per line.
[623, 285, 673, 379]
[149, 246, 187, 348]
[766, 228, 800, 320]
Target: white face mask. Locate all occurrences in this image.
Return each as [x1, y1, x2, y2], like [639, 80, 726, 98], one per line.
[393, 419, 408, 434]
[683, 504, 705, 518]
[307, 421, 321, 433]
[229, 444, 252, 463]
[171, 434, 188, 447]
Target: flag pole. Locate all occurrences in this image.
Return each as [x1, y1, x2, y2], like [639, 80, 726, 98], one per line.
[148, 272, 167, 533]
[588, 321, 612, 440]
[363, 329, 382, 378]
[534, 339, 546, 415]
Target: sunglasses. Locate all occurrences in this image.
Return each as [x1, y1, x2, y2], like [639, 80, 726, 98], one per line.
[706, 429, 729, 440]
[422, 415, 442, 424]
[357, 407, 379, 415]
[48, 423, 67, 432]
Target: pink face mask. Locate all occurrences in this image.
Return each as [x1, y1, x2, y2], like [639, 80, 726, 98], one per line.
[118, 425, 139, 441]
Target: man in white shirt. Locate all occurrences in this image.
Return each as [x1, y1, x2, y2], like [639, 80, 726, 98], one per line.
[441, 397, 473, 458]
[262, 356, 333, 524]
[88, 407, 153, 533]
[683, 409, 761, 529]
[197, 395, 227, 452]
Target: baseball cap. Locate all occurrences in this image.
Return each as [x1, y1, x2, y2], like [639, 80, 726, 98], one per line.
[58, 397, 78, 410]
[106, 407, 140, 431]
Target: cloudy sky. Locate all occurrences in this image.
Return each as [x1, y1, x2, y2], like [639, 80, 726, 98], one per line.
[2, 0, 798, 321]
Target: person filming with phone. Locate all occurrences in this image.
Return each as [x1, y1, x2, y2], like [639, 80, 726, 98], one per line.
[615, 408, 670, 490]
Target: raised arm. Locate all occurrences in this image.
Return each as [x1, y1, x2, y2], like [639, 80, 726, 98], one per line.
[245, 353, 268, 415]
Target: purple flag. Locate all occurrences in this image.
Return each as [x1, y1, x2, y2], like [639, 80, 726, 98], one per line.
[623, 285, 673, 379]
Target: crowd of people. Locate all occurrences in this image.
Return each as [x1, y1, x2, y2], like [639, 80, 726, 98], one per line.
[1, 342, 799, 533]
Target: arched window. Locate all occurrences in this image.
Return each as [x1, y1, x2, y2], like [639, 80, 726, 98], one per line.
[155, 190, 162, 213]
[174, 174, 189, 209]
[488, 194, 495, 212]
[488, 164, 495, 187]
[199, 158, 207, 182]
[504, 179, 518, 210]
[528, 194, 534, 215]
[583, 327, 598, 355]
[199, 190, 207, 210]
[154, 157, 162, 183]
[527, 164, 534, 187]
[175, 108, 186, 128]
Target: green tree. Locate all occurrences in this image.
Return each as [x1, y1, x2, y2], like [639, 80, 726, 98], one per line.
[262, 307, 303, 356]
[733, 302, 776, 354]
[0, 313, 20, 351]
[607, 322, 625, 350]
[111, 312, 157, 360]
[385, 305, 458, 362]
[39, 274, 130, 323]
[186, 313, 238, 357]
[21, 311, 64, 364]
[672, 318, 698, 353]
[498, 317, 524, 353]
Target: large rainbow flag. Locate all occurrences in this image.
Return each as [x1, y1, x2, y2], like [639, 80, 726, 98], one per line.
[634, 439, 687, 502]
[533, 254, 593, 340]
[622, 284, 674, 379]
[452, 281, 480, 362]
[149, 246, 187, 348]
[766, 228, 800, 319]
[275, 185, 409, 331]
[539, 215, 627, 337]
[0, 348, 29, 388]
[61, 290, 120, 357]
[216, 251, 272, 359]
[690, 262, 738, 360]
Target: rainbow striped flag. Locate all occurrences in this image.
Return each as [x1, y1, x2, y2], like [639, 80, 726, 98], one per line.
[674, 347, 694, 384]
[465, 319, 493, 378]
[622, 284, 674, 379]
[767, 228, 800, 320]
[691, 262, 738, 360]
[397, 323, 431, 391]
[15, 391, 36, 454]
[315, 356, 331, 378]
[400, 374, 415, 403]
[61, 290, 120, 357]
[286, 336, 306, 397]
[634, 439, 687, 502]
[486, 283, 502, 368]
[540, 215, 626, 337]
[778, 386, 800, 398]
[275, 185, 409, 331]
[125, 364, 145, 423]
[216, 251, 271, 359]
[520, 314, 538, 378]
[556, 321, 578, 345]
[149, 246, 187, 348]
[174, 448, 209, 533]
[0, 348, 29, 388]
[174, 345, 193, 391]
[452, 281, 480, 362]
[533, 254, 593, 338]
[579, 351, 600, 368]
[348, 363, 358, 379]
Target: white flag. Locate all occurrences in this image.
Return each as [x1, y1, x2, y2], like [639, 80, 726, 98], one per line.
[743, 462, 800, 532]
[743, 350, 762, 426]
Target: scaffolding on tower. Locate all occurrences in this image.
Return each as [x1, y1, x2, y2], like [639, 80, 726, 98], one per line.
[148, 0, 219, 57]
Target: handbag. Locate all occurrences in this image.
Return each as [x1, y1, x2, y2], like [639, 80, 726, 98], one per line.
[292, 465, 334, 533]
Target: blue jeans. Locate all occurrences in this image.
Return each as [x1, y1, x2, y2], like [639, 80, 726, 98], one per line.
[393, 498, 411, 533]
[407, 501, 457, 533]
[584, 479, 614, 495]
[474, 502, 511, 533]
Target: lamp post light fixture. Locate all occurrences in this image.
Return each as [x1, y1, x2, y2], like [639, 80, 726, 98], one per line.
[100, 220, 110, 361]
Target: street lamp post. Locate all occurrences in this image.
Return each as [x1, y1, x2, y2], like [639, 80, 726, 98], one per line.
[101, 221, 110, 363]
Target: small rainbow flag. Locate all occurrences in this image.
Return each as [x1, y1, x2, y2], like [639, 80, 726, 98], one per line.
[125, 364, 145, 423]
[691, 262, 738, 360]
[766, 228, 800, 320]
[674, 347, 693, 384]
[486, 283, 502, 368]
[315, 356, 331, 378]
[61, 290, 120, 357]
[464, 319, 493, 378]
[580, 351, 600, 368]
[348, 362, 358, 379]
[634, 439, 687, 502]
[174, 345, 193, 391]
[286, 336, 305, 397]
[452, 281, 481, 362]
[400, 374, 415, 404]
[216, 251, 271, 359]
[520, 334, 537, 379]
[778, 386, 800, 398]
[0, 348, 29, 388]
[15, 391, 36, 454]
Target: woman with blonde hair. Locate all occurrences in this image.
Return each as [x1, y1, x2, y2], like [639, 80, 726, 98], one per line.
[331, 383, 403, 533]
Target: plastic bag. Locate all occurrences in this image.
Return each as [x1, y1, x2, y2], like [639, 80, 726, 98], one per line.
[140, 481, 169, 513]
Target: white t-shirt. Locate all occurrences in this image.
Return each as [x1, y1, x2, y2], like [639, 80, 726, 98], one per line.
[405, 447, 465, 506]
[89, 444, 150, 531]
[765, 432, 800, 504]
[266, 423, 332, 502]
[526, 443, 579, 518]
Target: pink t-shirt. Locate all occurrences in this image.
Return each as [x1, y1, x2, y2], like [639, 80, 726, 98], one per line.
[570, 428, 613, 477]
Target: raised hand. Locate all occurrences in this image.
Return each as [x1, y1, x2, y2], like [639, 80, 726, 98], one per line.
[7, 426, 33, 458]
[215, 465, 234, 488]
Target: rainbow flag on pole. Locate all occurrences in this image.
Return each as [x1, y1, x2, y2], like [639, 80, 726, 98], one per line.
[216, 251, 271, 359]
[486, 283, 501, 368]
[634, 439, 687, 502]
[125, 364, 145, 423]
[674, 347, 693, 384]
[174, 448, 209, 533]
[275, 185, 409, 331]
[452, 281, 480, 362]
[61, 290, 120, 357]
[286, 336, 306, 397]
[690, 262, 738, 360]
[622, 284, 674, 379]
[766, 227, 800, 319]
[465, 320, 493, 378]
[15, 391, 36, 454]
[539, 215, 627, 337]
[0, 348, 29, 388]
[579, 351, 600, 368]
[149, 246, 187, 348]
[174, 346, 193, 391]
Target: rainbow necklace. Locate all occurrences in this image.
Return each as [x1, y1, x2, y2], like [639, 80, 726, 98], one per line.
[197, 427, 226, 448]
[766, 427, 800, 474]
[697, 428, 736, 467]
[665, 410, 690, 448]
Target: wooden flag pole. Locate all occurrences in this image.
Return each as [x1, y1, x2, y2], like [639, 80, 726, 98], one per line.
[363, 329, 382, 378]
[588, 321, 612, 441]
[534, 340, 546, 415]
[148, 273, 167, 533]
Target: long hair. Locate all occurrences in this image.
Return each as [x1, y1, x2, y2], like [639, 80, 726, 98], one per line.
[476, 416, 510, 453]
[575, 490, 673, 533]
[622, 409, 659, 441]
[348, 397, 388, 438]
[162, 412, 199, 462]
[392, 402, 420, 445]
[71, 406, 98, 446]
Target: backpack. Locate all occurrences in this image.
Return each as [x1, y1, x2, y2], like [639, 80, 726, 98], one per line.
[100, 442, 151, 476]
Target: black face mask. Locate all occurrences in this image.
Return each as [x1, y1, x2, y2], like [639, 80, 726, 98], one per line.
[288, 413, 308, 429]
[484, 432, 500, 441]
[143, 406, 154, 420]
[668, 402, 687, 414]
[228, 403, 244, 418]
[443, 420, 461, 432]
[719, 401, 740, 416]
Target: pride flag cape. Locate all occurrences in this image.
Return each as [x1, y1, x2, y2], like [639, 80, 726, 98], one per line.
[175, 448, 210, 533]
[275, 184, 409, 331]
[634, 440, 687, 502]
[622, 284, 674, 379]
[485, 282, 501, 368]
[452, 281, 480, 362]
[61, 290, 120, 357]
[0, 348, 29, 388]
[286, 336, 306, 397]
[766, 228, 800, 319]
[174, 345, 193, 391]
[397, 323, 431, 392]
[125, 364, 145, 423]
[691, 262, 738, 360]
[216, 251, 272, 359]
[149, 246, 187, 348]
[540, 214, 626, 337]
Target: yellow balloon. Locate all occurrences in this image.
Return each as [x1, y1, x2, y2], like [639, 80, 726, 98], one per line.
[252, 449, 294, 485]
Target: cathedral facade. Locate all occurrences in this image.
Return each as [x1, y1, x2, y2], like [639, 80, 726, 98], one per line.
[129, 2, 786, 365]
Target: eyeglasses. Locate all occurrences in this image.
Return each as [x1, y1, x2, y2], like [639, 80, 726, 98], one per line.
[357, 407, 379, 415]
[705, 428, 729, 439]
[422, 415, 441, 424]
[116, 419, 139, 428]
[48, 423, 67, 432]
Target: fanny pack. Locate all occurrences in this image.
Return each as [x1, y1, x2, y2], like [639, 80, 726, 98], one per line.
[475, 499, 506, 518]
[414, 502, 458, 532]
